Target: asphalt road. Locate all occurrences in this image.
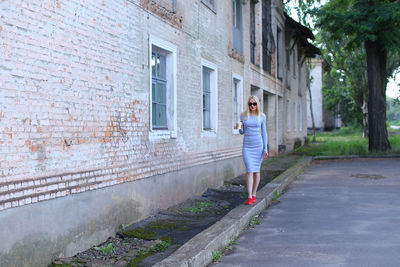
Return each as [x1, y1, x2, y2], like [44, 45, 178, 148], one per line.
[215, 158, 400, 267]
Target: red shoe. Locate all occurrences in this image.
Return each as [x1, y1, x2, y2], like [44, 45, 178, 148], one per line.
[252, 196, 257, 203]
[245, 198, 253, 205]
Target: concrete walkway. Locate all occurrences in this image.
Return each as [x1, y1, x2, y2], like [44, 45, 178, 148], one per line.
[215, 158, 400, 267]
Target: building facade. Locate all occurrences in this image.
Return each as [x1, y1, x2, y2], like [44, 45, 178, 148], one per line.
[0, 0, 318, 265]
[307, 57, 341, 131]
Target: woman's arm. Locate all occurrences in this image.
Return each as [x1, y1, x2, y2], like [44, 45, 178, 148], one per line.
[261, 115, 268, 152]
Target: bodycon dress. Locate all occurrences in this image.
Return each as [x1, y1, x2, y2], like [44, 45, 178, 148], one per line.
[239, 114, 268, 173]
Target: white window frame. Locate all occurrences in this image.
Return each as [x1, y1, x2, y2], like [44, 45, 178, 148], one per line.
[232, 73, 243, 134]
[299, 102, 303, 131]
[201, 59, 218, 137]
[294, 102, 297, 131]
[149, 36, 177, 140]
[286, 99, 290, 132]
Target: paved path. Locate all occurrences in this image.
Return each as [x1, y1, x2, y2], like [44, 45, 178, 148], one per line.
[215, 158, 400, 267]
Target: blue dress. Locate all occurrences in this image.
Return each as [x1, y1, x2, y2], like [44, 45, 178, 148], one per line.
[239, 114, 268, 173]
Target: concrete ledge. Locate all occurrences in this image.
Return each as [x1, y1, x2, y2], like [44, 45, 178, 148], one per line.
[154, 156, 312, 267]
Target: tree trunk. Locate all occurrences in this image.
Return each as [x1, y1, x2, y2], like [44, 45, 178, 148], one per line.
[307, 85, 316, 142]
[365, 40, 391, 152]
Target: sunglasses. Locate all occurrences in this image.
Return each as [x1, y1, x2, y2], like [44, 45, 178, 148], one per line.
[248, 102, 257, 107]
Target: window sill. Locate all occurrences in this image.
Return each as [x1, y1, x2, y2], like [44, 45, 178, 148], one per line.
[149, 129, 177, 141]
[201, 130, 217, 138]
[232, 129, 241, 135]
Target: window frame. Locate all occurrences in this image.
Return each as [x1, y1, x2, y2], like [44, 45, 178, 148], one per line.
[250, 0, 256, 64]
[286, 99, 291, 132]
[232, 73, 243, 134]
[201, 0, 216, 12]
[149, 36, 178, 140]
[151, 50, 168, 129]
[232, 0, 243, 54]
[201, 59, 218, 136]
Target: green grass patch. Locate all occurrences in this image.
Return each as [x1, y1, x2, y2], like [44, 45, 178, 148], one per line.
[298, 127, 400, 156]
[182, 201, 212, 214]
[122, 228, 157, 240]
[128, 240, 171, 267]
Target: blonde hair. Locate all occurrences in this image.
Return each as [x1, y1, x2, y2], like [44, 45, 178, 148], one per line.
[241, 95, 264, 121]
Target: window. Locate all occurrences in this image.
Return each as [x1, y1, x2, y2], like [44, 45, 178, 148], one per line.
[152, 51, 167, 129]
[262, 0, 272, 73]
[286, 99, 290, 131]
[292, 48, 296, 77]
[203, 67, 211, 130]
[294, 102, 297, 131]
[299, 103, 303, 131]
[232, 74, 243, 133]
[201, 59, 218, 134]
[250, 0, 256, 63]
[202, 0, 216, 12]
[277, 27, 283, 79]
[149, 36, 177, 139]
[233, 0, 242, 54]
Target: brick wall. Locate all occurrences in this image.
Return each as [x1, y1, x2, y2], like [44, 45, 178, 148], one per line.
[0, 0, 244, 212]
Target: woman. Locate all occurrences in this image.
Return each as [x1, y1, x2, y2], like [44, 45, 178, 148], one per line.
[239, 95, 268, 205]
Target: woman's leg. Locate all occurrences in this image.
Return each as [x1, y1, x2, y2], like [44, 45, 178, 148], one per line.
[246, 172, 254, 199]
[252, 172, 260, 197]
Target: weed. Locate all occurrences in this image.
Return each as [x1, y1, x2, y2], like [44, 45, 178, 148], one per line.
[94, 243, 116, 255]
[249, 214, 260, 226]
[212, 251, 222, 262]
[228, 236, 238, 246]
[272, 190, 282, 202]
[225, 245, 233, 250]
[120, 224, 126, 231]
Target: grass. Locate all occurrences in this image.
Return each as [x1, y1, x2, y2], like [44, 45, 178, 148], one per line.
[249, 214, 261, 226]
[212, 251, 222, 263]
[182, 201, 212, 214]
[297, 127, 400, 156]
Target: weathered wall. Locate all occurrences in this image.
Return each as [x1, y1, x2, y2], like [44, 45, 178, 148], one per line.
[0, 156, 244, 267]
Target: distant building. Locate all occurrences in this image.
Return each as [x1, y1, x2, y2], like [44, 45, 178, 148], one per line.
[307, 57, 341, 131]
[0, 0, 319, 265]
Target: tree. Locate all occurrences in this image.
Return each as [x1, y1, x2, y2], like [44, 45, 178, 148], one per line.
[315, 0, 400, 151]
[317, 29, 368, 134]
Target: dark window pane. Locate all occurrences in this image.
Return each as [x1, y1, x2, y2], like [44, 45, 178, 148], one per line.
[158, 82, 166, 104]
[203, 110, 210, 129]
[159, 54, 166, 79]
[202, 69, 211, 93]
[152, 103, 157, 126]
[152, 53, 156, 76]
[204, 93, 210, 111]
[152, 82, 156, 101]
[158, 104, 167, 127]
